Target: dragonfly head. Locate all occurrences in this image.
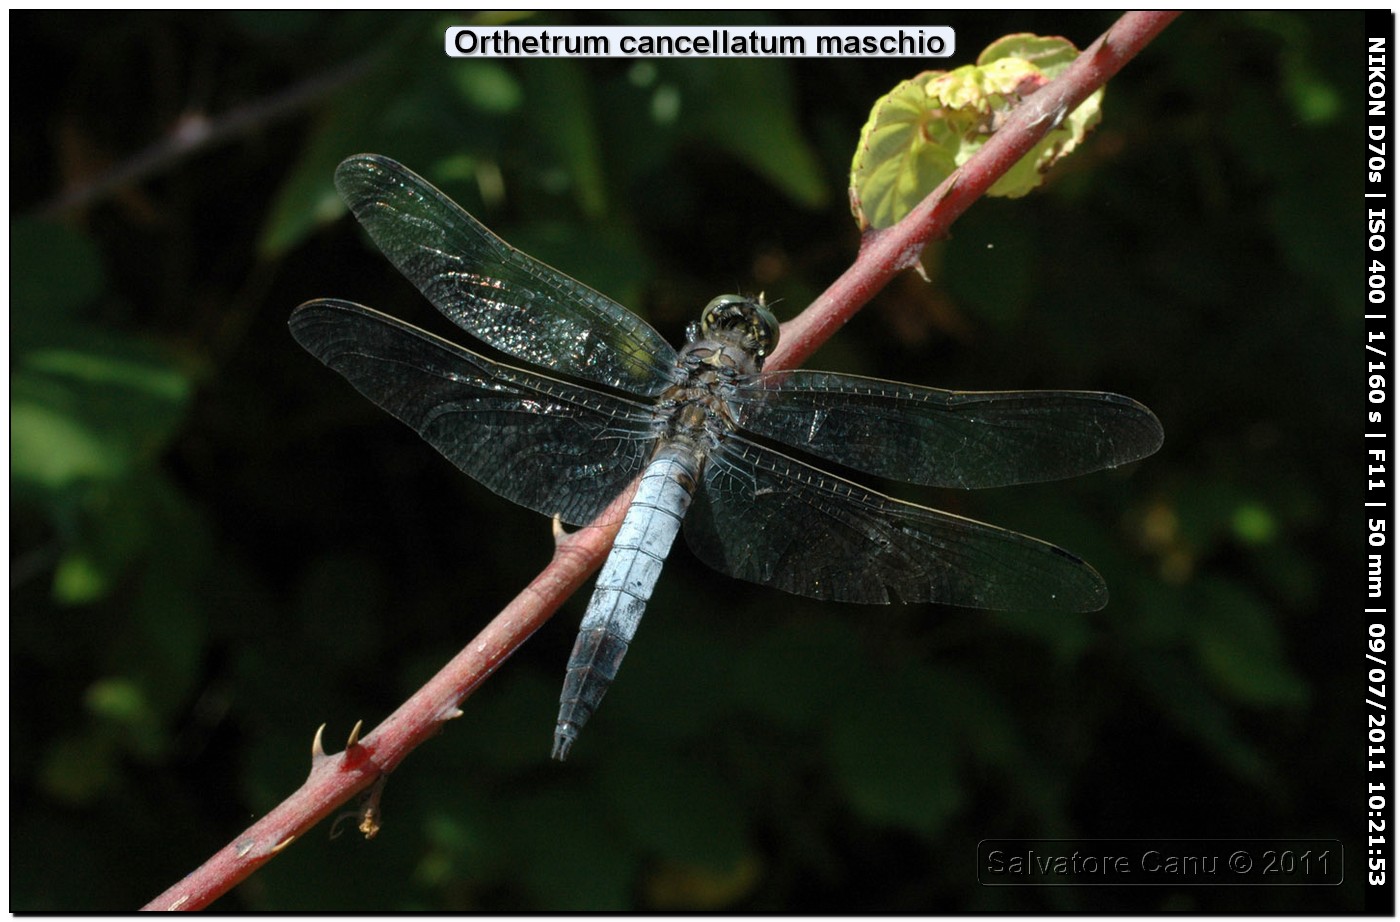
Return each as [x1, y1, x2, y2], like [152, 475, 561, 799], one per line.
[699, 294, 780, 362]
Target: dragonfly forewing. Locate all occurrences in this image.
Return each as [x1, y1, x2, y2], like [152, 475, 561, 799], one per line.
[334, 154, 679, 396]
[734, 370, 1164, 489]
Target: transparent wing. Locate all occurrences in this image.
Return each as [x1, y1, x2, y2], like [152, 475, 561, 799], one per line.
[334, 154, 678, 396]
[684, 435, 1107, 610]
[290, 299, 658, 526]
[733, 370, 1164, 488]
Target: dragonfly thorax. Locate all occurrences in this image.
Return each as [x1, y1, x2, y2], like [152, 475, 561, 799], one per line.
[655, 358, 743, 453]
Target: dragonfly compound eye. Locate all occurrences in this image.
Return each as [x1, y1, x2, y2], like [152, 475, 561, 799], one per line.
[701, 294, 780, 358]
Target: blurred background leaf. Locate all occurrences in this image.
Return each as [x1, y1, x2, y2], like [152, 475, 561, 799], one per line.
[10, 9, 1364, 912]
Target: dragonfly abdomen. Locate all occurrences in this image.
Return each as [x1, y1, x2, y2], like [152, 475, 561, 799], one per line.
[552, 449, 700, 760]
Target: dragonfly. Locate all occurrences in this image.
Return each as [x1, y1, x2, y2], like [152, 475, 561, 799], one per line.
[290, 154, 1163, 760]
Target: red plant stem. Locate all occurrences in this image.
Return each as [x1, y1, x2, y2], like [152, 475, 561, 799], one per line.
[141, 10, 1179, 911]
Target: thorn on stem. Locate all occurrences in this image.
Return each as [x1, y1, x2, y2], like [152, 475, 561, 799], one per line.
[311, 723, 328, 761]
[346, 719, 364, 750]
[551, 513, 571, 544]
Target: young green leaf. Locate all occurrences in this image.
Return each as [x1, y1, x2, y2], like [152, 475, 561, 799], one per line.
[850, 33, 1105, 230]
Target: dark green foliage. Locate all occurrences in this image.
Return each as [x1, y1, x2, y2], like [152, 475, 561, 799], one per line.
[11, 10, 1363, 911]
